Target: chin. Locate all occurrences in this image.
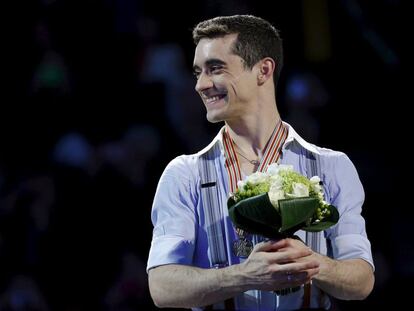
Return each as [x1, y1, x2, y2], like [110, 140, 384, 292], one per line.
[206, 112, 225, 123]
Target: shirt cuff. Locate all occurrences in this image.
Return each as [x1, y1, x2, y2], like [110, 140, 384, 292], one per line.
[331, 234, 375, 271]
[147, 235, 194, 272]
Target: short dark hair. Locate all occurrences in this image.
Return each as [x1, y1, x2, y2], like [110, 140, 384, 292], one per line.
[193, 15, 283, 88]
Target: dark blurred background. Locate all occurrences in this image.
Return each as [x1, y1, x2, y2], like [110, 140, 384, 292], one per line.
[0, 0, 408, 310]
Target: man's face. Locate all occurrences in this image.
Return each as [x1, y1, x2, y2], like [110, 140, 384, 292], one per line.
[193, 34, 259, 123]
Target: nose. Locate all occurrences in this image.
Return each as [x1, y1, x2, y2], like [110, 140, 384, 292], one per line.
[195, 72, 213, 93]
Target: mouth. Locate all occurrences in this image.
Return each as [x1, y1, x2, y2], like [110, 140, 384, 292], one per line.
[204, 93, 227, 106]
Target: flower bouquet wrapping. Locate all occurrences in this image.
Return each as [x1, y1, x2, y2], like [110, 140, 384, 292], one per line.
[227, 164, 339, 295]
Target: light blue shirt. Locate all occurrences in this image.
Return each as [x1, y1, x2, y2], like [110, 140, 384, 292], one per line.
[147, 123, 374, 310]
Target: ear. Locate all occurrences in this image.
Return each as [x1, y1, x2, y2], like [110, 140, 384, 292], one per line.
[257, 58, 275, 85]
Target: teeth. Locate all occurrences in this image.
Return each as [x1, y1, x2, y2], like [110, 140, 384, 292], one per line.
[206, 95, 222, 104]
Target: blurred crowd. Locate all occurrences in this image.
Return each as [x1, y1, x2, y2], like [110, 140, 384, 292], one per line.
[1, 0, 406, 310]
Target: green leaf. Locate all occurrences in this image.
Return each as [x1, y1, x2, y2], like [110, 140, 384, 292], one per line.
[302, 204, 340, 232]
[228, 193, 284, 238]
[227, 194, 339, 238]
[278, 197, 318, 233]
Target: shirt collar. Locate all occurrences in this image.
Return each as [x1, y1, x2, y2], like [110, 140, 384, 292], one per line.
[196, 126, 226, 157]
[199, 121, 321, 157]
[282, 121, 321, 155]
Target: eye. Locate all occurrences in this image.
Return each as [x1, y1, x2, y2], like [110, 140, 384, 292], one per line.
[193, 71, 201, 79]
[210, 65, 223, 74]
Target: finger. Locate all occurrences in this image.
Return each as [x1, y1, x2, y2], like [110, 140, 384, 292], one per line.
[277, 238, 310, 252]
[272, 270, 314, 290]
[252, 239, 288, 252]
[286, 267, 319, 284]
[306, 267, 320, 279]
[284, 272, 312, 286]
[276, 260, 320, 274]
[272, 267, 319, 289]
[289, 267, 320, 280]
[265, 247, 313, 263]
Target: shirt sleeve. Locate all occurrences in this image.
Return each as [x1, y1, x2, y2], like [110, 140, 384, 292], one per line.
[324, 153, 374, 270]
[147, 156, 198, 272]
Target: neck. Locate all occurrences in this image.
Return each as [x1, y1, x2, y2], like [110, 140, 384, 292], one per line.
[226, 105, 281, 158]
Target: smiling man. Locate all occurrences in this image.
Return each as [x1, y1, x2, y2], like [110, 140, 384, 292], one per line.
[147, 15, 374, 311]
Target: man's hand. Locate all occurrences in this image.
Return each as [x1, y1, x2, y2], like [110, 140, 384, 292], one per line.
[149, 238, 320, 308]
[238, 238, 320, 291]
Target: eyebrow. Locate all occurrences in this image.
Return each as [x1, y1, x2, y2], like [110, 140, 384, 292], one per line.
[193, 58, 226, 72]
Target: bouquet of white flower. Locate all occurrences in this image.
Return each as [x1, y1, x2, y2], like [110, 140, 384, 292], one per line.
[227, 163, 339, 296]
[228, 163, 339, 239]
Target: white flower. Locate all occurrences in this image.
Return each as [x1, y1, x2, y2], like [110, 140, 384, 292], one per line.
[237, 179, 246, 190]
[269, 174, 283, 188]
[290, 182, 309, 197]
[231, 163, 332, 223]
[267, 163, 293, 175]
[310, 176, 323, 193]
[310, 176, 320, 184]
[247, 171, 269, 185]
[268, 186, 285, 208]
[229, 163, 338, 243]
